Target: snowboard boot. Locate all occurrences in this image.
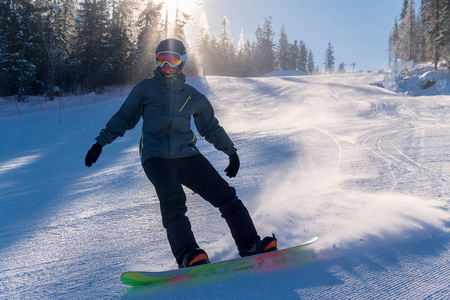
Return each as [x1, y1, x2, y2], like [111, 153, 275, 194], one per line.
[239, 234, 278, 257]
[179, 248, 210, 268]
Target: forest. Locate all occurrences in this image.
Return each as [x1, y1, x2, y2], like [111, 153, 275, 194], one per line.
[3, 0, 448, 99]
[0, 0, 317, 99]
[390, 0, 450, 70]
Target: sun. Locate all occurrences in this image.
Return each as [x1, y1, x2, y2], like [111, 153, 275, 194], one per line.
[160, 0, 203, 38]
[162, 0, 202, 24]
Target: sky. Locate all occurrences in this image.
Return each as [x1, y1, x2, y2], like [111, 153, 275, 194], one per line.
[180, 0, 405, 72]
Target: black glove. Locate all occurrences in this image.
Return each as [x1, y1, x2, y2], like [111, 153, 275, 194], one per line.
[85, 142, 103, 167]
[225, 152, 240, 178]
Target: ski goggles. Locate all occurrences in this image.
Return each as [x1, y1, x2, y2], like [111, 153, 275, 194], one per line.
[155, 51, 187, 67]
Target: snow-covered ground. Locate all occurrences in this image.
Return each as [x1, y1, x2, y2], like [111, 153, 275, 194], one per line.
[385, 62, 450, 96]
[1, 72, 449, 299]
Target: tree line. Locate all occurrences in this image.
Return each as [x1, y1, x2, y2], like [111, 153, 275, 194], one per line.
[389, 0, 450, 70]
[196, 15, 317, 77]
[0, 0, 318, 99]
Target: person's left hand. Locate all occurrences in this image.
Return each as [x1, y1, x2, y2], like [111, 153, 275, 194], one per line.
[225, 152, 240, 178]
[85, 142, 103, 167]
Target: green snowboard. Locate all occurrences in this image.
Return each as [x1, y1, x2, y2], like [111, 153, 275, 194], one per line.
[121, 236, 318, 286]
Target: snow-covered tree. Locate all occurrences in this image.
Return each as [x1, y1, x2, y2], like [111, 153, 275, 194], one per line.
[401, 0, 409, 21]
[194, 11, 210, 67]
[288, 40, 300, 70]
[277, 26, 291, 70]
[389, 0, 450, 70]
[254, 17, 276, 76]
[218, 16, 235, 76]
[439, 0, 450, 65]
[324, 42, 335, 73]
[298, 41, 308, 72]
[235, 29, 254, 77]
[415, 13, 427, 64]
[76, 0, 113, 88]
[397, 0, 418, 62]
[236, 29, 246, 55]
[0, 0, 40, 98]
[307, 49, 315, 74]
[133, 0, 164, 80]
[106, 0, 136, 84]
[194, 11, 223, 75]
[37, 0, 80, 94]
[1, 7, 321, 96]
[389, 18, 399, 64]
[173, 4, 191, 42]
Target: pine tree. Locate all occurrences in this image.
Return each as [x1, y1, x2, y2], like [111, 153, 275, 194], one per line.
[209, 35, 221, 75]
[390, 17, 400, 63]
[298, 41, 308, 72]
[173, 4, 191, 42]
[0, 0, 20, 96]
[307, 49, 315, 74]
[438, 0, 450, 67]
[0, 0, 40, 98]
[401, 0, 409, 21]
[288, 40, 300, 71]
[415, 13, 427, 64]
[106, 0, 134, 86]
[37, 0, 79, 94]
[194, 11, 210, 67]
[277, 26, 291, 70]
[324, 42, 335, 73]
[389, 0, 450, 70]
[235, 29, 246, 75]
[218, 16, 235, 76]
[133, 1, 164, 81]
[237, 29, 246, 55]
[398, 0, 417, 62]
[235, 30, 254, 77]
[58, 0, 80, 91]
[76, 0, 113, 89]
[254, 17, 276, 76]
[337, 62, 346, 73]
[421, 0, 442, 69]
[194, 11, 222, 76]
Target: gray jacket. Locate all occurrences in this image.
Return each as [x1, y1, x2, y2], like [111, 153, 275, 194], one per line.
[96, 70, 236, 163]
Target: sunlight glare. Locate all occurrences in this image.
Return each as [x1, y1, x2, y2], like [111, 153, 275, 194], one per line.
[163, 0, 198, 23]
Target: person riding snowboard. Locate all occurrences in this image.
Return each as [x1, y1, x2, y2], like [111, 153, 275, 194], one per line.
[85, 38, 277, 268]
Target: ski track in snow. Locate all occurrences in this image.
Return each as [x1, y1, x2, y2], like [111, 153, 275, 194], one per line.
[1, 73, 449, 299]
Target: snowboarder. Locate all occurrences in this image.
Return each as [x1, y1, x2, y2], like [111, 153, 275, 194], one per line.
[85, 38, 277, 268]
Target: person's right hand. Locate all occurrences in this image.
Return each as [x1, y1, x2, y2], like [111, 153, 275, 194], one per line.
[225, 152, 240, 178]
[85, 142, 103, 167]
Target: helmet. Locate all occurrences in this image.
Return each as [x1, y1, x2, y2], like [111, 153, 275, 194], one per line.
[155, 38, 187, 75]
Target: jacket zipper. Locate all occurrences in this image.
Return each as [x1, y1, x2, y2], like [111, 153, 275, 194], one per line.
[167, 87, 176, 158]
[179, 96, 191, 112]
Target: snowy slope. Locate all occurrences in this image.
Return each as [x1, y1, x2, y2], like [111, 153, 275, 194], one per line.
[0, 73, 449, 299]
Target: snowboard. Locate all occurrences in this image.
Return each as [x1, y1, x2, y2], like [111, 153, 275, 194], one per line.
[121, 236, 318, 287]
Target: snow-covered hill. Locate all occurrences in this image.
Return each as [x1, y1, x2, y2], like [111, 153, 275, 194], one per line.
[1, 73, 449, 299]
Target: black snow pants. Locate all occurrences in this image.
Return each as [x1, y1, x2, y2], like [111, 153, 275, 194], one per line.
[142, 154, 259, 263]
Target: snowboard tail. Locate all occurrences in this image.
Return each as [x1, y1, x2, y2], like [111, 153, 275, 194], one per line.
[121, 237, 318, 287]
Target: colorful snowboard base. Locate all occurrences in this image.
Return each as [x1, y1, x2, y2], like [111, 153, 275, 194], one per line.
[121, 237, 318, 286]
